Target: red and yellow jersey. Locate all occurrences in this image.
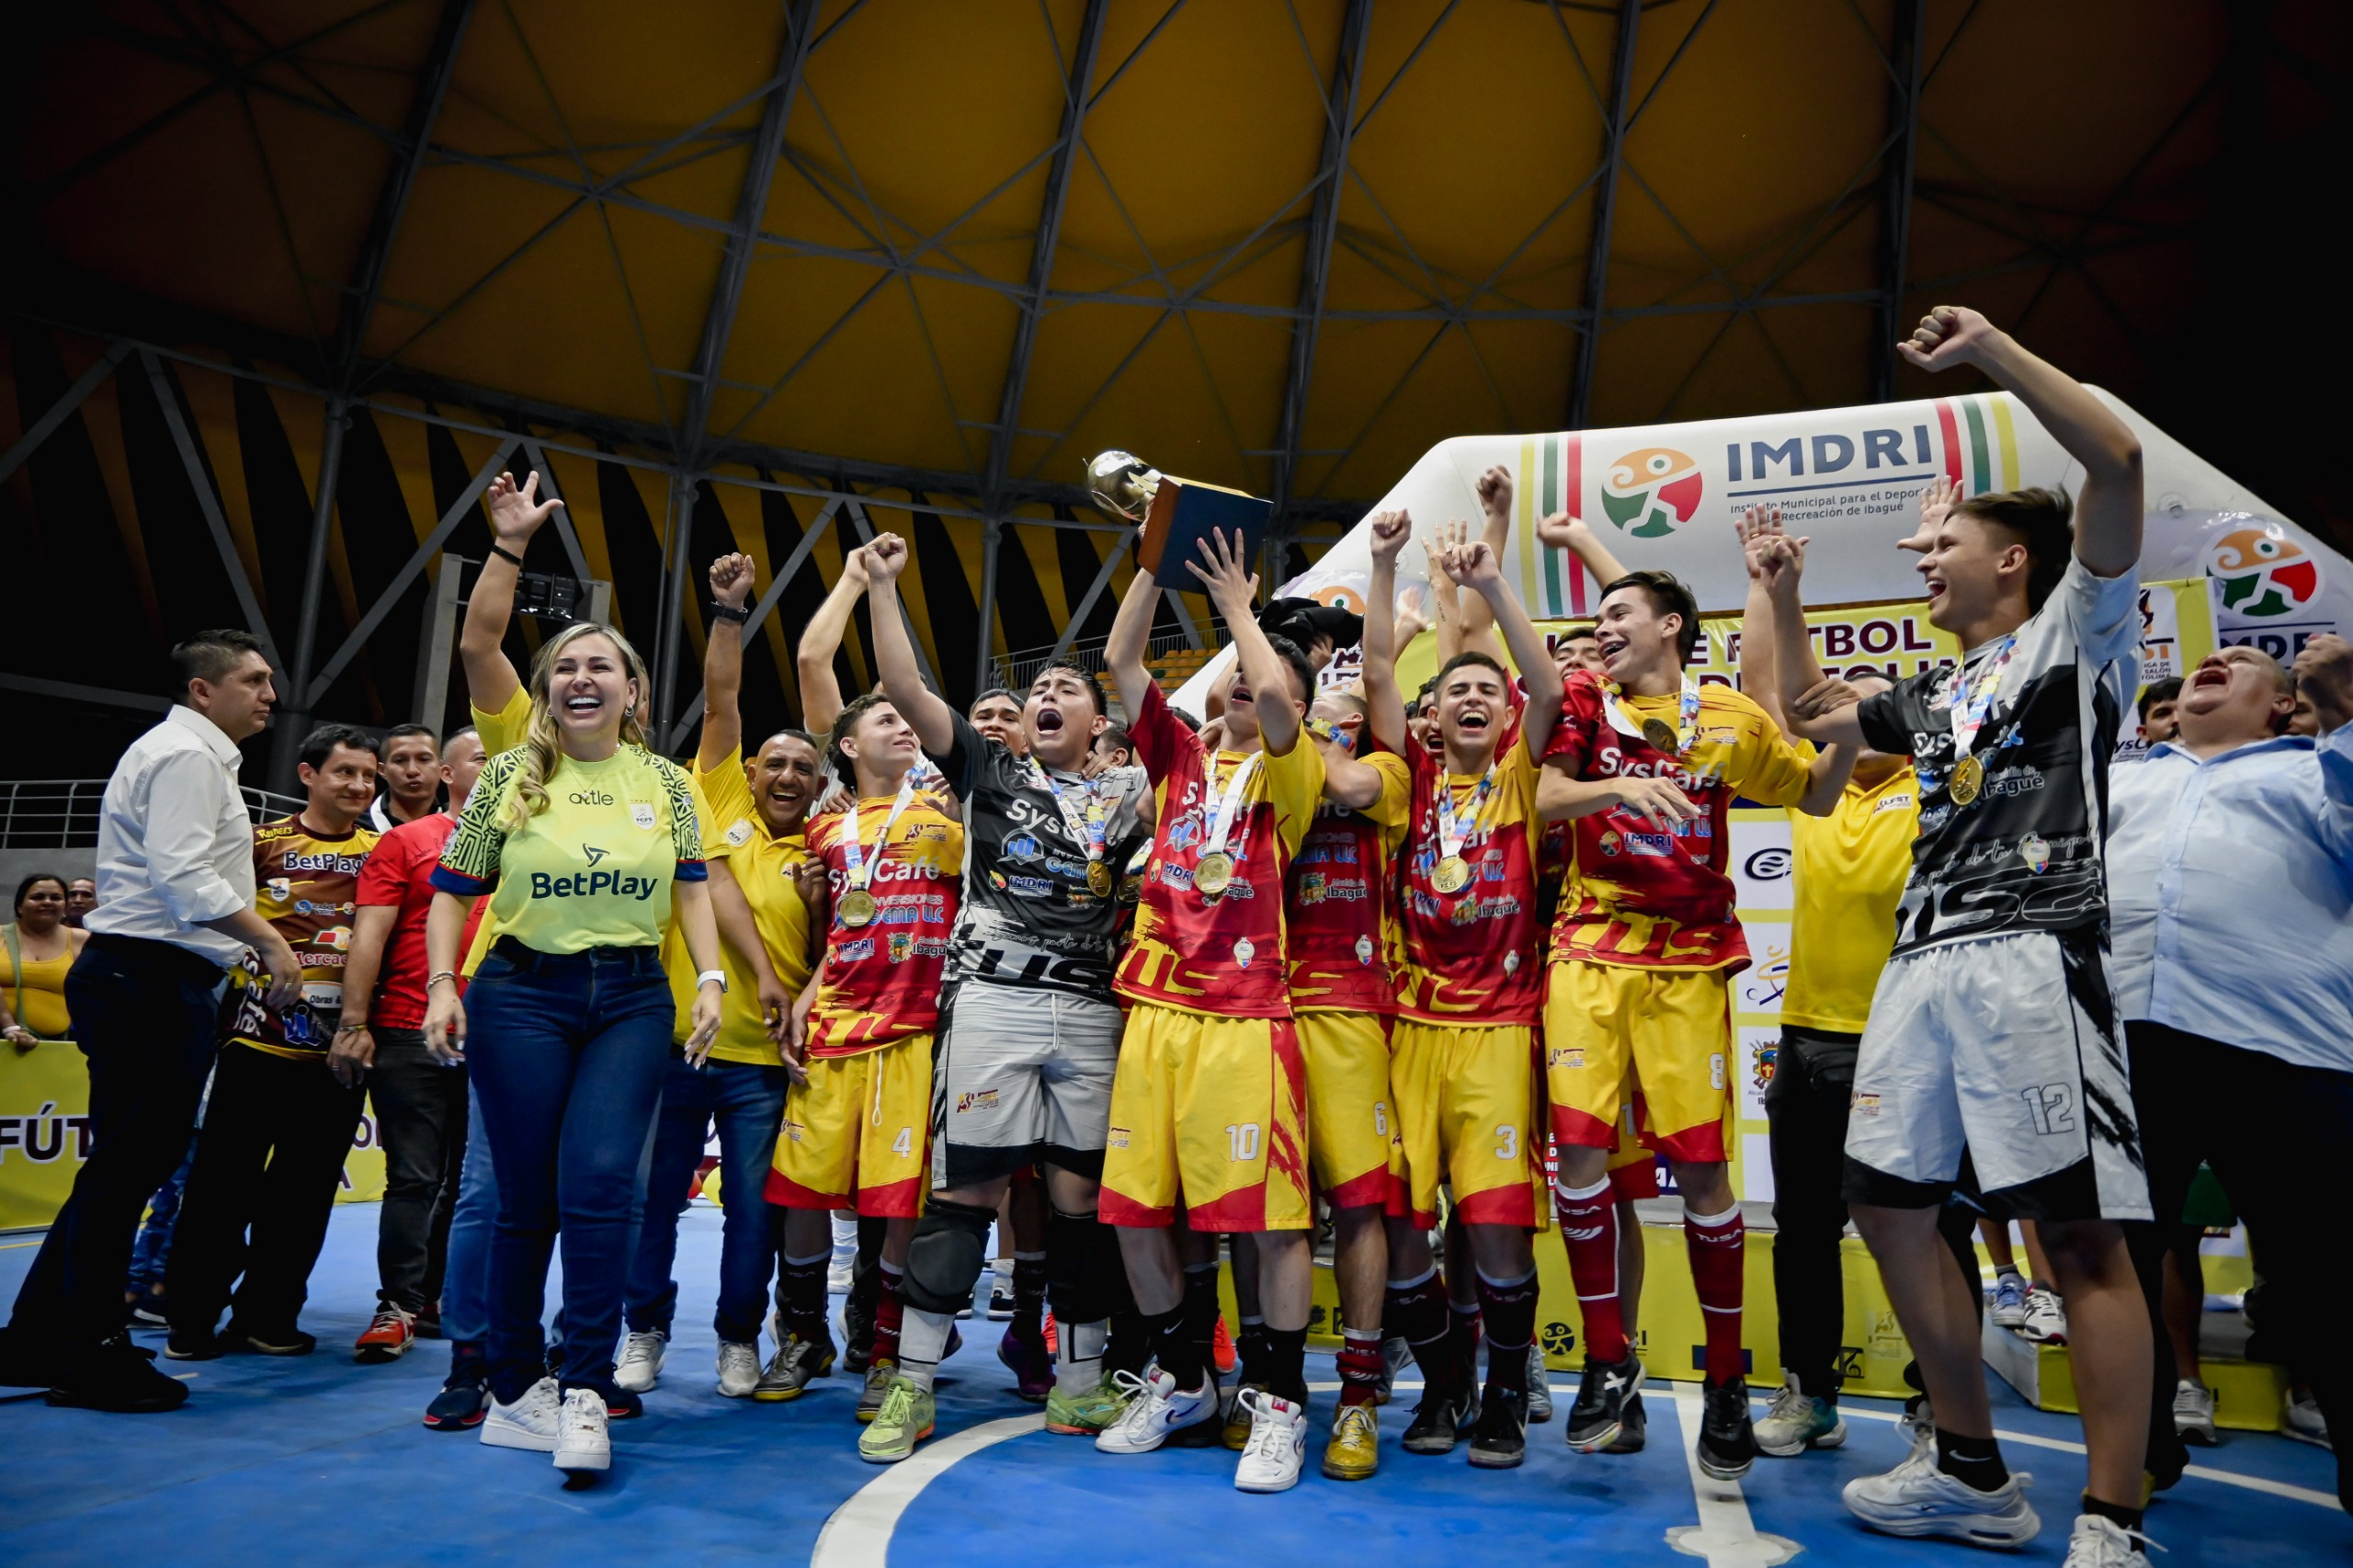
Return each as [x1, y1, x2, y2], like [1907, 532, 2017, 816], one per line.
[1115, 680, 1326, 1019]
[1285, 749, 1410, 1014]
[803, 787, 962, 1056]
[1395, 701, 1548, 1024]
[1543, 670, 1813, 971]
[226, 814, 381, 1059]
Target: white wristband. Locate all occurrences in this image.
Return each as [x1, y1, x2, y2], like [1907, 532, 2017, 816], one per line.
[697, 969, 727, 993]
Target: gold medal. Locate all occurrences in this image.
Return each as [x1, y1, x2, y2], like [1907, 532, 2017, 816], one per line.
[836, 888, 879, 926]
[1642, 717, 1679, 754]
[1087, 860, 1113, 897]
[1949, 754, 1984, 807]
[1193, 851, 1234, 897]
[1432, 855, 1472, 894]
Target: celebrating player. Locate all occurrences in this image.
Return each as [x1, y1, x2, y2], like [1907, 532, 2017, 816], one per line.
[852, 532, 1155, 1455]
[1765, 305, 2154, 1562]
[1361, 509, 1564, 1471]
[1096, 528, 1327, 1494]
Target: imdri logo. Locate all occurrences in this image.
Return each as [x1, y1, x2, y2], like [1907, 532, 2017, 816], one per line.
[2207, 526, 2321, 619]
[1600, 448, 1702, 538]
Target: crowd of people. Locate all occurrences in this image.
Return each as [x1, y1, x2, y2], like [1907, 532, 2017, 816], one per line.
[1, 307, 2346, 1567]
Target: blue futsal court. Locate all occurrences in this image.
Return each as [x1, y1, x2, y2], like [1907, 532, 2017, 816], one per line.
[2, 1205, 2338, 1567]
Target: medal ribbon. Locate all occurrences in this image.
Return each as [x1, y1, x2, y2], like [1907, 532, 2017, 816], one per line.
[1201, 752, 1261, 861]
[1600, 672, 1702, 755]
[1946, 634, 2018, 762]
[1027, 757, 1108, 869]
[841, 774, 919, 894]
[1434, 764, 1495, 864]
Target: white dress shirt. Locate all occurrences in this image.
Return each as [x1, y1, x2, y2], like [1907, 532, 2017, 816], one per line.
[2104, 724, 2353, 1073]
[82, 704, 256, 965]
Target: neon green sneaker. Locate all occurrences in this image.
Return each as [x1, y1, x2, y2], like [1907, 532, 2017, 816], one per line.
[858, 1374, 935, 1463]
[1044, 1372, 1133, 1435]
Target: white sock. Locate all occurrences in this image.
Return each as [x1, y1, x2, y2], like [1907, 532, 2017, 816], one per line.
[898, 1307, 954, 1392]
[1054, 1318, 1108, 1396]
[829, 1213, 858, 1256]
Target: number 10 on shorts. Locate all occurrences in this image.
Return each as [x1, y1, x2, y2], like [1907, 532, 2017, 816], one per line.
[1225, 1122, 1261, 1162]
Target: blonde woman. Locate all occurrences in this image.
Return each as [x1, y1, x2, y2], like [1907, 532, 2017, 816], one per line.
[423, 621, 723, 1481]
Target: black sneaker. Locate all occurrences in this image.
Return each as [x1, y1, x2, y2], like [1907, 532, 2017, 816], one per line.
[425, 1344, 489, 1431]
[1401, 1381, 1479, 1455]
[1602, 1392, 1647, 1453]
[1564, 1351, 1644, 1452]
[163, 1324, 223, 1361]
[230, 1322, 316, 1357]
[48, 1332, 189, 1412]
[131, 1290, 171, 1327]
[842, 1295, 875, 1375]
[1467, 1383, 1529, 1469]
[605, 1383, 643, 1420]
[1696, 1375, 1756, 1480]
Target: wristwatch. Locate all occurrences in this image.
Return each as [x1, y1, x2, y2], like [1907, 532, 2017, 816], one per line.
[709, 601, 751, 624]
[697, 969, 728, 992]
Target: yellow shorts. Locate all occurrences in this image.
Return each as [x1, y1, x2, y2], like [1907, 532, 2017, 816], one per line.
[764, 1034, 932, 1217]
[1544, 960, 1730, 1164]
[1100, 1004, 1310, 1233]
[1296, 1010, 1405, 1215]
[1390, 1018, 1539, 1229]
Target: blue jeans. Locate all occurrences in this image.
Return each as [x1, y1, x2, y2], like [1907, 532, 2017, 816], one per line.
[127, 1139, 198, 1292]
[438, 1086, 495, 1346]
[625, 1056, 790, 1345]
[465, 943, 673, 1401]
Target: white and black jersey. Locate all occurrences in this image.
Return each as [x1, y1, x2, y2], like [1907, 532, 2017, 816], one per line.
[1856, 556, 2141, 957]
[934, 712, 1154, 995]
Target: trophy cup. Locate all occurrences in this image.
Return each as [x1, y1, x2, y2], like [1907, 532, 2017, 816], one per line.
[1084, 450, 1163, 524]
[1082, 450, 1271, 585]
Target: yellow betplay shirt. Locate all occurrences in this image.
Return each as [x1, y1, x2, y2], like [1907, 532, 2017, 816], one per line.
[659, 748, 816, 1065]
[1782, 755, 1918, 1033]
[436, 745, 706, 955]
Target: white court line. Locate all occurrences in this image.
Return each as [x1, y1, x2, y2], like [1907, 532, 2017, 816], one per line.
[811, 1415, 1038, 1566]
[1821, 1403, 2343, 1512]
[1665, 1383, 1799, 1566]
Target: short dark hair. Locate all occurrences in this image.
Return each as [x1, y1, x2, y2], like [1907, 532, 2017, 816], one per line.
[1559, 624, 1599, 644]
[969, 687, 1019, 715]
[759, 728, 821, 756]
[299, 722, 380, 773]
[1030, 659, 1109, 720]
[828, 692, 893, 787]
[1435, 651, 1510, 693]
[1095, 723, 1134, 757]
[2135, 676, 2181, 721]
[1167, 706, 1203, 734]
[381, 722, 438, 750]
[169, 629, 267, 699]
[1955, 486, 2075, 613]
[1599, 571, 1701, 664]
[15, 874, 67, 916]
[1264, 634, 1316, 704]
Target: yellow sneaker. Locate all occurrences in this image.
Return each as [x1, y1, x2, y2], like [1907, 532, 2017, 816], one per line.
[1322, 1401, 1379, 1481]
[1223, 1384, 1260, 1451]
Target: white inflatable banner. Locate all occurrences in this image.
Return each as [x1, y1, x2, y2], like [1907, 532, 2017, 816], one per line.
[1176, 389, 2345, 711]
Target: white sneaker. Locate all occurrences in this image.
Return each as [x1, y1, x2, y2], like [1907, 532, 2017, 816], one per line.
[2284, 1387, 2331, 1449]
[1755, 1373, 1847, 1456]
[717, 1339, 762, 1399]
[2172, 1378, 2217, 1446]
[554, 1385, 610, 1472]
[615, 1330, 665, 1392]
[481, 1376, 563, 1451]
[1233, 1388, 1310, 1493]
[1989, 1271, 2029, 1329]
[1842, 1444, 2040, 1547]
[1524, 1345, 1553, 1424]
[2019, 1288, 2068, 1345]
[1095, 1368, 1218, 1454]
[2060, 1513, 2155, 1566]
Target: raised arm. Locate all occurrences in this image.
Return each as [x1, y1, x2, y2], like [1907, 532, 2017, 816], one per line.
[1899, 307, 2143, 577]
[1449, 539, 1563, 756]
[461, 471, 563, 718]
[1446, 466, 1516, 655]
[1362, 509, 1413, 755]
[1758, 533, 1871, 751]
[699, 552, 755, 771]
[1422, 532, 1465, 664]
[1188, 528, 1302, 758]
[857, 535, 957, 756]
[1535, 509, 1629, 590]
[1734, 506, 1790, 734]
[796, 549, 870, 736]
[1104, 557, 1162, 727]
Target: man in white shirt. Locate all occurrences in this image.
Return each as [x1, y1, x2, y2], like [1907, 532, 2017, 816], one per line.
[0, 630, 301, 1412]
[2107, 637, 2353, 1514]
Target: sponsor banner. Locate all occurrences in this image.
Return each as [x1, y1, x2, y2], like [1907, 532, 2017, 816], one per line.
[1, 1042, 383, 1231]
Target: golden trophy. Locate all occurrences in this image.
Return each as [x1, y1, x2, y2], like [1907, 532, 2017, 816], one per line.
[1084, 450, 1163, 524]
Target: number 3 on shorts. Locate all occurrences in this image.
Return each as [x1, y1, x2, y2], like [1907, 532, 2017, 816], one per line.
[1225, 1122, 1261, 1163]
[892, 1126, 914, 1157]
[1494, 1124, 1518, 1161]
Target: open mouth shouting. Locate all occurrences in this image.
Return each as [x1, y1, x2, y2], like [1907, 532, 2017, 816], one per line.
[2188, 663, 2232, 693]
[1034, 704, 1065, 734]
[1228, 680, 1257, 710]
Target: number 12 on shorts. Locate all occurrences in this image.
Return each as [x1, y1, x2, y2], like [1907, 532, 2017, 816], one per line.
[1225, 1122, 1261, 1162]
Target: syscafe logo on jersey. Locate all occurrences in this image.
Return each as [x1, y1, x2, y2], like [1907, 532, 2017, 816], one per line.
[839, 858, 946, 887]
[529, 869, 661, 901]
[568, 790, 617, 806]
[1589, 744, 1723, 790]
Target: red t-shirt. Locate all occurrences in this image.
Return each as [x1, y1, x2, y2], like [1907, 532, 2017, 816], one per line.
[803, 790, 964, 1055]
[1285, 749, 1410, 1015]
[355, 812, 486, 1031]
[1394, 698, 1547, 1025]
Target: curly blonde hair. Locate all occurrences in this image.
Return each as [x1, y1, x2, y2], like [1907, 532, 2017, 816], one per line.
[506, 621, 653, 832]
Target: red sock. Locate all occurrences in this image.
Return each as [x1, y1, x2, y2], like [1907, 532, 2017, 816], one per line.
[874, 1262, 905, 1365]
[1686, 1203, 1745, 1383]
[1556, 1176, 1627, 1364]
[1336, 1328, 1383, 1407]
